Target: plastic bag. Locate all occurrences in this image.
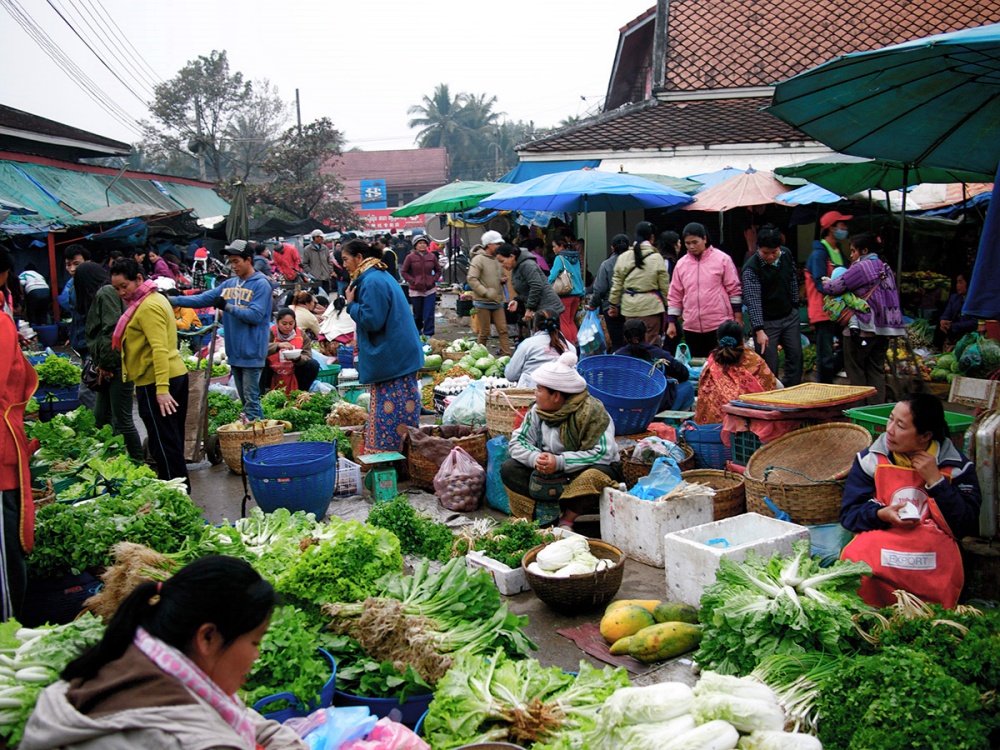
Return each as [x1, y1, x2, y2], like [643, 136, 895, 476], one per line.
[578, 309, 606, 356]
[442, 381, 487, 427]
[675, 342, 692, 367]
[633, 436, 688, 464]
[310, 380, 336, 394]
[631, 456, 683, 499]
[290, 706, 378, 750]
[340, 717, 431, 750]
[434, 445, 485, 511]
[485, 435, 511, 513]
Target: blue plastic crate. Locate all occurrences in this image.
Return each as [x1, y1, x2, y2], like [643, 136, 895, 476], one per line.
[680, 422, 731, 469]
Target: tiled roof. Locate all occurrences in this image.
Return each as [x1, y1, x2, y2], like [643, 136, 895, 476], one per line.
[520, 97, 805, 153]
[665, 0, 1000, 91]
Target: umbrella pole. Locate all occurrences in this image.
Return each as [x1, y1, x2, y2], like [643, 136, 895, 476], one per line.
[868, 191, 874, 232]
[897, 165, 908, 279]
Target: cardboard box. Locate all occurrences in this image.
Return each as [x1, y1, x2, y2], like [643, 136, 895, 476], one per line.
[600, 487, 714, 568]
[663, 513, 810, 606]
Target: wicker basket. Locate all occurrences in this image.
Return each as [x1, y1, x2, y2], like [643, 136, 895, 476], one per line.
[744, 423, 872, 525]
[681, 469, 746, 520]
[506, 488, 560, 525]
[485, 388, 536, 439]
[522, 539, 625, 613]
[217, 421, 288, 474]
[407, 426, 488, 490]
[621, 444, 695, 486]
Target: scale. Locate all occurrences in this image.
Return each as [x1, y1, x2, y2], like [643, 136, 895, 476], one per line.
[358, 452, 405, 502]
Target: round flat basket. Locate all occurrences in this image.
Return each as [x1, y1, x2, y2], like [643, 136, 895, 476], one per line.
[621, 444, 695, 486]
[243, 442, 337, 518]
[576, 355, 666, 436]
[522, 539, 624, 613]
[744, 423, 872, 525]
[217, 421, 287, 474]
[485, 388, 536, 439]
[681, 469, 746, 520]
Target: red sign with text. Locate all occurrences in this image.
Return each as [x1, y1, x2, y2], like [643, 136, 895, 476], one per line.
[359, 209, 427, 232]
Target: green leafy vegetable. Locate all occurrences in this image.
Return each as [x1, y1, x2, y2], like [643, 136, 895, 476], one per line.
[207, 392, 242, 434]
[33, 355, 81, 387]
[366, 495, 454, 561]
[468, 518, 556, 569]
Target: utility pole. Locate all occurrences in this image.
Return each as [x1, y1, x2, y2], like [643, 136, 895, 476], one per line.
[296, 89, 302, 136]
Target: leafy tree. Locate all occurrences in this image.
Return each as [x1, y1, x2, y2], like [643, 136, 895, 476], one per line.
[223, 79, 289, 181]
[248, 118, 362, 229]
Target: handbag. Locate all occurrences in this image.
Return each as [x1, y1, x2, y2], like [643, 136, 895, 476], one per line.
[81, 356, 111, 393]
[552, 269, 573, 296]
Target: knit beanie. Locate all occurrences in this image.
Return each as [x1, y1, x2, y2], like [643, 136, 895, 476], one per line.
[533, 350, 587, 394]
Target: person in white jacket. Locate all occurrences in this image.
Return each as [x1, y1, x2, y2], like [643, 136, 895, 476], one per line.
[504, 312, 569, 388]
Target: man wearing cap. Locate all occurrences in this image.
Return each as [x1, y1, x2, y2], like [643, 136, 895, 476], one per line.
[400, 234, 441, 336]
[501, 350, 621, 531]
[302, 230, 333, 292]
[805, 211, 852, 383]
[467, 230, 511, 356]
[170, 240, 273, 421]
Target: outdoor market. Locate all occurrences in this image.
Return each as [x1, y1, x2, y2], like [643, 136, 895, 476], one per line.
[3, 12, 1000, 750]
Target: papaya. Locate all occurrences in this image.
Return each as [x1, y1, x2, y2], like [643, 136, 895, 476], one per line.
[600, 605, 656, 644]
[652, 601, 700, 625]
[604, 599, 662, 615]
[628, 622, 703, 663]
[608, 636, 633, 655]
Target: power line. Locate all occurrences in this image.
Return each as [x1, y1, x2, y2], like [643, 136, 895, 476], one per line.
[44, 0, 150, 106]
[89, 0, 163, 87]
[1, 0, 143, 136]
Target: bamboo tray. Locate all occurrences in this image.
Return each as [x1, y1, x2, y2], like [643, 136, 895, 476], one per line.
[737, 383, 876, 408]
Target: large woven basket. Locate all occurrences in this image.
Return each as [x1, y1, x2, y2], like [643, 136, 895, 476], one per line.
[681, 469, 746, 520]
[485, 389, 536, 439]
[744, 423, 872, 525]
[217, 421, 288, 474]
[621, 444, 694, 486]
[407, 426, 488, 490]
[506, 488, 560, 525]
[522, 539, 625, 613]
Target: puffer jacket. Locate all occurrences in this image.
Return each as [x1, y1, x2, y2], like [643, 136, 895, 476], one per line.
[509, 249, 564, 317]
[608, 242, 671, 318]
[821, 253, 905, 336]
[400, 249, 441, 293]
[666, 246, 742, 334]
[467, 247, 506, 304]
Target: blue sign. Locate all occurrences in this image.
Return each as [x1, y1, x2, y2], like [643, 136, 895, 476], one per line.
[360, 179, 387, 209]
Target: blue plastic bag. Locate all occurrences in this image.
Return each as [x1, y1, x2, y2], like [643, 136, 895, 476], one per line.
[631, 456, 683, 499]
[675, 342, 692, 367]
[485, 435, 511, 513]
[578, 309, 606, 356]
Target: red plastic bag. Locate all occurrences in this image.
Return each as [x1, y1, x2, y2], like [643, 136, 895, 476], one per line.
[434, 445, 485, 512]
[340, 717, 430, 750]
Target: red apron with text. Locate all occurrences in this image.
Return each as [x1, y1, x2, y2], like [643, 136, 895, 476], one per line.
[267, 326, 302, 395]
[840, 456, 963, 608]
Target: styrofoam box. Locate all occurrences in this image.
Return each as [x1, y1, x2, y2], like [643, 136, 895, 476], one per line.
[465, 527, 579, 596]
[600, 487, 714, 568]
[663, 513, 811, 606]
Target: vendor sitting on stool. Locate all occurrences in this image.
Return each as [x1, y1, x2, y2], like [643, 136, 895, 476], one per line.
[614, 318, 693, 410]
[501, 350, 622, 531]
[261, 307, 320, 395]
[839, 392, 981, 609]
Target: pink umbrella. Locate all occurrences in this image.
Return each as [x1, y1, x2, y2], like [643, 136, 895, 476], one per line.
[682, 168, 788, 211]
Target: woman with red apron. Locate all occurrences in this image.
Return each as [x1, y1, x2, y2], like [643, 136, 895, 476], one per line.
[839, 393, 981, 608]
[263, 308, 319, 395]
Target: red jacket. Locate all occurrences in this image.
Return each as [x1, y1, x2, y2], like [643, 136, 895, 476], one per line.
[0, 309, 38, 552]
[272, 243, 302, 280]
[400, 250, 441, 293]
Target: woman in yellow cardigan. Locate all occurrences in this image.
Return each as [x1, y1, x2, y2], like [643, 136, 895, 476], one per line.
[110, 258, 189, 487]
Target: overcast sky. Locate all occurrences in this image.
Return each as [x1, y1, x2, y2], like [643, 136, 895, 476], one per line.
[1, 0, 655, 152]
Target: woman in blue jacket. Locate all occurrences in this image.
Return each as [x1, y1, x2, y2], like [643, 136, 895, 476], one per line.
[343, 239, 424, 453]
[548, 236, 585, 345]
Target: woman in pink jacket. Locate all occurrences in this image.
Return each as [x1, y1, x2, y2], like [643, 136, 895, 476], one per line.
[666, 223, 743, 357]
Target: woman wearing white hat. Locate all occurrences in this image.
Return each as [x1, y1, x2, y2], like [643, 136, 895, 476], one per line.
[501, 350, 621, 530]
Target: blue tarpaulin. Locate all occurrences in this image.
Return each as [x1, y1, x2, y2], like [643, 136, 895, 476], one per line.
[497, 160, 600, 184]
[964, 167, 1000, 319]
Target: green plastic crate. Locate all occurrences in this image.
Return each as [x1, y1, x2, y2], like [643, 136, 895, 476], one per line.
[315, 364, 341, 386]
[843, 403, 974, 445]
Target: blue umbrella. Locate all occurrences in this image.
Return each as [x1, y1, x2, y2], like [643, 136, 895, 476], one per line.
[965, 162, 1000, 320]
[776, 183, 842, 205]
[479, 169, 693, 213]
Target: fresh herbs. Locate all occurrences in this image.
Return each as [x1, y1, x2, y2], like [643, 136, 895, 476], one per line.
[298, 424, 352, 459]
[694, 541, 871, 676]
[467, 518, 557, 569]
[207, 392, 242, 434]
[33, 355, 81, 387]
[366, 495, 454, 561]
[322, 633, 433, 701]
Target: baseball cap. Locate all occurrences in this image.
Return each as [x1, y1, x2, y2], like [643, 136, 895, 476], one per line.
[481, 230, 504, 245]
[819, 211, 853, 230]
[222, 239, 252, 258]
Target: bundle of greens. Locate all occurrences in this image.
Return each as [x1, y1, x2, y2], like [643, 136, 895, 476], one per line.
[320, 632, 432, 702]
[366, 495, 455, 561]
[28, 407, 120, 469]
[33, 354, 81, 387]
[0, 615, 106, 747]
[207, 392, 242, 434]
[458, 517, 558, 569]
[322, 557, 536, 689]
[423, 649, 630, 750]
[242, 605, 333, 712]
[232, 507, 320, 584]
[54, 455, 156, 503]
[298, 424, 353, 459]
[694, 541, 871, 676]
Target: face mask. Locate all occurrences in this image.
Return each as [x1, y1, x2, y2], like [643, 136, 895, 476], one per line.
[833, 228, 849, 241]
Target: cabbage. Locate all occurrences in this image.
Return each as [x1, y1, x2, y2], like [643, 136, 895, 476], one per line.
[554, 561, 595, 577]
[930, 368, 950, 382]
[694, 672, 777, 704]
[459, 356, 477, 369]
[615, 715, 697, 749]
[661, 720, 739, 750]
[602, 683, 694, 725]
[937, 353, 957, 369]
[467, 367, 483, 379]
[441, 359, 455, 371]
[424, 354, 443, 369]
[469, 343, 490, 361]
[737, 731, 823, 750]
[497, 355, 511, 366]
[537, 541, 575, 571]
[475, 356, 494, 370]
[691, 693, 785, 734]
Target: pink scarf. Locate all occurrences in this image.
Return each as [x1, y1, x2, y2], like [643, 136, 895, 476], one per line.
[134, 627, 256, 750]
[112, 279, 157, 351]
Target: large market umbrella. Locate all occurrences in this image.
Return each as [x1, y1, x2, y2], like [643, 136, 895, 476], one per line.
[225, 181, 250, 243]
[391, 181, 502, 217]
[774, 155, 993, 196]
[479, 169, 693, 213]
[681, 168, 788, 212]
[624, 172, 702, 195]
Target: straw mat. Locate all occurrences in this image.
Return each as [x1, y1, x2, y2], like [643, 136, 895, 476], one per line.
[738, 383, 876, 408]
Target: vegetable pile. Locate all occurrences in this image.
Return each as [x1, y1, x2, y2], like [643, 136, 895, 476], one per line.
[443, 338, 512, 379]
[366, 495, 455, 561]
[526, 535, 615, 578]
[207, 391, 243, 434]
[33, 355, 81, 387]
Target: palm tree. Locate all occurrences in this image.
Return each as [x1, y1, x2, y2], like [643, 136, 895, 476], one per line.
[407, 84, 469, 154]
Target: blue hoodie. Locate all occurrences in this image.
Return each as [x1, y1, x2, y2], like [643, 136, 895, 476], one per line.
[347, 267, 424, 384]
[173, 272, 272, 367]
[549, 250, 585, 296]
